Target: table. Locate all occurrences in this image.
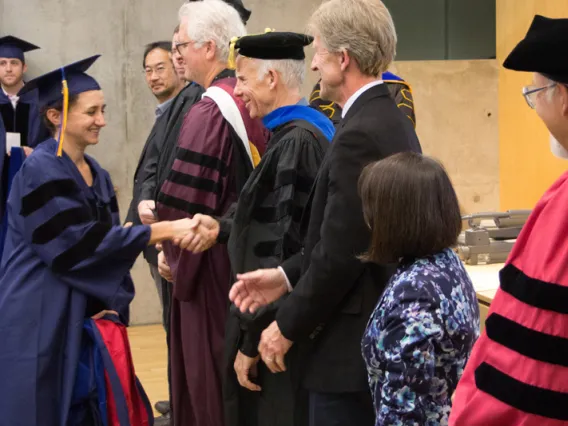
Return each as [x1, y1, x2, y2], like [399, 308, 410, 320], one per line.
[464, 262, 502, 332]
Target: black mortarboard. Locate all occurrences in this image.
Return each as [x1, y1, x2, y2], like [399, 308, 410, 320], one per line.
[19, 55, 101, 110]
[0, 36, 39, 63]
[504, 15, 568, 84]
[234, 31, 314, 61]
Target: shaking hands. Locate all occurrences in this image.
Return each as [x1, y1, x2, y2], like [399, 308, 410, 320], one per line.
[172, 214, 220, 253]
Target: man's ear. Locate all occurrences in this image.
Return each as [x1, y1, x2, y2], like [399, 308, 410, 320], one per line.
[205, 40, 217, 61]
[339, 49, 351, 72]
[559, 84, 568, 117]
[23, 63, 28, 74]
[267, 69, 278, 90]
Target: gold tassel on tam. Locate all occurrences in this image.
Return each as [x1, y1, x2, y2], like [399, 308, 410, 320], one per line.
[57, 70, 69, 157]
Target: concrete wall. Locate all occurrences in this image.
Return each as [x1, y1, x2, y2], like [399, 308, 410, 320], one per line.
[0, 0, 323, 325]
[1, 1, 501, 325]
[392, 60, 500, 215]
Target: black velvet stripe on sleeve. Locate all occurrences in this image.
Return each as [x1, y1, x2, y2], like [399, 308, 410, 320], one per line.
[168, 170, 223, 194]
[20, 179, 78, 217]
[252, 199, 305, 224]
[274, 169, 315, 195]
[51, 222, 112, 272]
[176, 147, 228, 177]
[31, 207, 92, 245]
[157, 194, 215, 216]
[475, 362, 568, 421]
[500, 264, 568, 314]
[486, 313, 568, 367]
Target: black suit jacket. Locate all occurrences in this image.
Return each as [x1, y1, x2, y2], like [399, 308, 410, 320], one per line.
[139, 83, 204, 205]
[125, 108, 170, 265]
[276, 83, 422, 393]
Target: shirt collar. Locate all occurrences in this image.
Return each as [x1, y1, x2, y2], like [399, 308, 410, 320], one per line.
[2, 86, 19, 108]
[341, 80, 383, 118]
[155, 97, 174, 118]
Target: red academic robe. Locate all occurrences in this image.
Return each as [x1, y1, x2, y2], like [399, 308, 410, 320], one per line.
[156, 70, 268, 426]
[450, 170, 568, 426]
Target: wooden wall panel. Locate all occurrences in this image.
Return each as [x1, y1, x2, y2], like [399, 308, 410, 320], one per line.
[497, 0, 568, 210]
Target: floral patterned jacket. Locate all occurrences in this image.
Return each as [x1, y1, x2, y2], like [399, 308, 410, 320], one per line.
[361, 248, 480, 426]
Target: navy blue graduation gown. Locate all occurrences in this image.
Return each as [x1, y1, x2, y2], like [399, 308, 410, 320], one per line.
[0, 138, 151, 426]
[0, 88, 47, 220]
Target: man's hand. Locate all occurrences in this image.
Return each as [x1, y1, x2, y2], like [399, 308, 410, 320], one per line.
[124, 222, 133, 228]
[158, 251, 173, 282]
[175, 214, 220, 253]
[91, 310, 119, 320]
[234, 351, 261, 392]
[229, 268, 288, 314]
[259, 321, 293, 374]
[23, 146, 33, 157]
[138, 200, 157, 225]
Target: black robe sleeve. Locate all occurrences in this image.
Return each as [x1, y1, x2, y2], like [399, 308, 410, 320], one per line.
[230, 127, 328, 356]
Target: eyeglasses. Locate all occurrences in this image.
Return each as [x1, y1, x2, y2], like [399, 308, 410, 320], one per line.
[522, 83, 557, 109]
[175, 41, 193, 56]
[144, 65, 167, 77]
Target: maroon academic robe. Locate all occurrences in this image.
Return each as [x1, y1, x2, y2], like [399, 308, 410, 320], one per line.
[156, 71, 268, 426]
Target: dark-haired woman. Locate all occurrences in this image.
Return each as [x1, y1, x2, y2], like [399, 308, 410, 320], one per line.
[0, 56, 195, 425]
[359, 152, 480, 426]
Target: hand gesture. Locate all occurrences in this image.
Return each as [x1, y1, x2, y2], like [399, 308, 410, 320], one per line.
[175, 214, 220, 253]
[158, 251, 173, 282]
[229, 268, 289, 314]
[234, 351, 261, 391]
[138, 200, 157, 225]
[23, 146, 34, 157]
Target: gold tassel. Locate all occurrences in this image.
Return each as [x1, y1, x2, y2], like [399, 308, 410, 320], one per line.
[227, 36, 239, 70]
[57, 79, 69, 157]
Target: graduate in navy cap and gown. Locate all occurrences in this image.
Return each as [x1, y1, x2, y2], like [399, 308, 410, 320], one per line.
[0, 36, 47, 221]
[0, 55, 196, 426]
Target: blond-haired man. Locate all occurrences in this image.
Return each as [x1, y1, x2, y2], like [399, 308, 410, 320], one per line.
[230, 0, 421, 424]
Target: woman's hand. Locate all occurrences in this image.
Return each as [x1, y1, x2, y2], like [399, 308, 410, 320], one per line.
[91, 310, 118, 320]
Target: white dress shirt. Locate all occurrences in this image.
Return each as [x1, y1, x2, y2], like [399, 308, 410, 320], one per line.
[341, 80, 383, 118]
[2, 87, 19, 109]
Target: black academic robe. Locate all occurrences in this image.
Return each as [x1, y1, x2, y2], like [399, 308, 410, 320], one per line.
[222, 120, 330, 426]
[0, 88, 47, 220]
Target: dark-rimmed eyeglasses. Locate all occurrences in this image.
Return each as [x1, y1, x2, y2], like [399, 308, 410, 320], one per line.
[175, 41, 192, 56]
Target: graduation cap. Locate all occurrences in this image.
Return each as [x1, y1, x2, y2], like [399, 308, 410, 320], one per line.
[18, 55, 101, 156]
[228, 30, 313, 69]
[0, 36, 40, 63]
[504, 15, 568, 84]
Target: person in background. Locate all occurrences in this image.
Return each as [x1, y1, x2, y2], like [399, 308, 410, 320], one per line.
[359, 152, 480, 425]
[0, 36, 47, 254]
[229, 1, 421, 425]
[125, 40, 184, 424]
[309, 70, 416, 127]
[450, 15, 568, 426]
[179, 31, 334, 426]
[0, 55, 196, 426]
[155, 1, 268, 425]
